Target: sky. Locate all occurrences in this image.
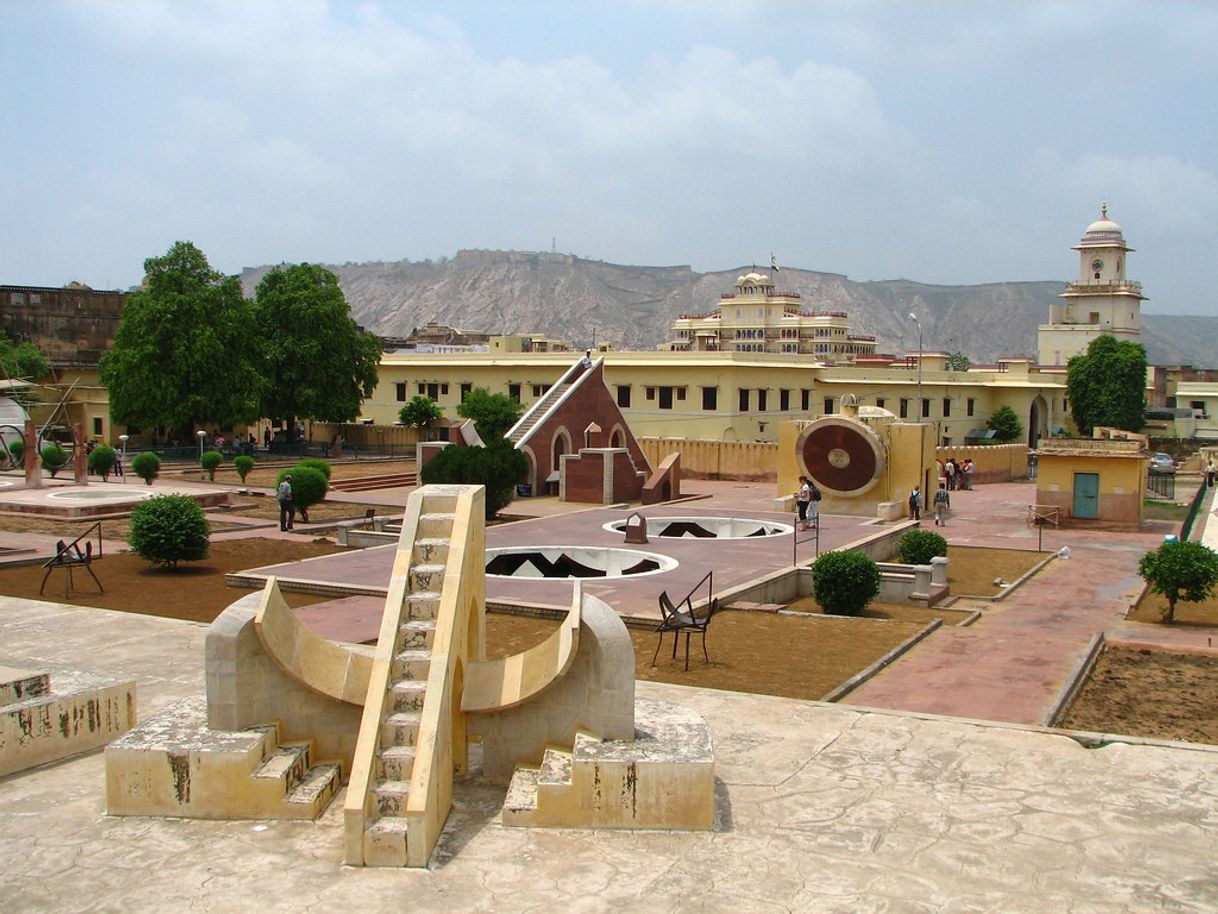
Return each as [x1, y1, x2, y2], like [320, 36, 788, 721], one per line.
[2, 1, 1216, 315]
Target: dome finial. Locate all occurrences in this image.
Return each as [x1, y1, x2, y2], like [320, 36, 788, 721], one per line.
[1101, 200, 1108, 219]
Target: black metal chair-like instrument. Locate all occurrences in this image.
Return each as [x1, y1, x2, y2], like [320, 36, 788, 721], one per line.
[40, 534, 103, 598]
[652, 571, 719, 672]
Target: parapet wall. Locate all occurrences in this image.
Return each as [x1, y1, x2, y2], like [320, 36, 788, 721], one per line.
[935, 443, 1029, 483]
[639, 437, 777, 481]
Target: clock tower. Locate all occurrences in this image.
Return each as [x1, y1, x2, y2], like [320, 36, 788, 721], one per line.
[1037, 203, 1145, 366]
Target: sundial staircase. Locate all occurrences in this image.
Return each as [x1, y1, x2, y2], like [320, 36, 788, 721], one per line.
[343, 484, 485, 868]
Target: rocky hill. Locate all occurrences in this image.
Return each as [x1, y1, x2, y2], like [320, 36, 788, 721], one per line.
[240, 250, 1216, 366]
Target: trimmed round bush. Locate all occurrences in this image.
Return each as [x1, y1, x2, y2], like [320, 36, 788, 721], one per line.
[233, 454, 255, 484]
[7, 439, 24, 467]
[130, 451, 161, 485]
[276, 465, 328, 523]
[200, 449, 224, 480]
[40, 442, 68, 477]
[812, 550, 881, 617]
[128, 494, 210, 568]
[297, 457, 331, 480]
[88, 444, 118, 480]
[897, 529, 948, 565]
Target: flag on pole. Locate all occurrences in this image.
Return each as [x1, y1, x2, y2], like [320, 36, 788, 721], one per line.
[770, 253, 780, 272]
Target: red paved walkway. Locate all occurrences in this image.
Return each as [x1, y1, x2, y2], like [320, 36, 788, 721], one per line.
[846, 481, 1218, 725]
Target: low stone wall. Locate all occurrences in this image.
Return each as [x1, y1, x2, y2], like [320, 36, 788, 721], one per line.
[313, 422, 422, 450]
[638, 438, 777, 481]
[936, 443, 1029, 484]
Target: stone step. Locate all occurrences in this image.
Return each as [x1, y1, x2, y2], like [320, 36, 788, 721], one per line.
[392, 649, 432, 681]
[408, 564, 446, 592]
[390, 680, 428, 712]
[417, 512, 456, 538]
[413, 537, 450, 564]
[374, 778, 412, 817]
[406, 591, 442, 622]
[284, 763, 341, 814]
[397, 619, 436, 650]
[538, 746, 573, 787]
[0, 665, 50, 706]
[502, 766, 540, 823]
[363, 815, 409, 867]
[252, 742, 310, 789]
[380, 711, 421, 748]
[378, 745, 417, 781]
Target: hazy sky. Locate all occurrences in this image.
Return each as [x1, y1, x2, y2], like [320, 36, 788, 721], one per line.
[3, 2, 1216, 314]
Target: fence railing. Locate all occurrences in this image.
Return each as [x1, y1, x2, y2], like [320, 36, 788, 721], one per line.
[1180, 480, 1210, 541]
[1146, 471, 1176, 500]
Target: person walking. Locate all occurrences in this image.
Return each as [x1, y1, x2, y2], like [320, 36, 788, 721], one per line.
[808, 479, 822, 529]
[796, 475, 812, 531]
[277, 474, 295, 531]
[945, 459, 956, 491]
[962, 459, 975, 490]
[1208, 458, 1216, 488]
[933, 483, 951, 526]
[908, 486, 922, 521]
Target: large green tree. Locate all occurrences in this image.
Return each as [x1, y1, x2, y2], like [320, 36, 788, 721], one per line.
[1139, 540, 1218, 625]
[100, 242, 262, 438]
[1067, 334, 1148, 435]
[253, 263, 381, 440]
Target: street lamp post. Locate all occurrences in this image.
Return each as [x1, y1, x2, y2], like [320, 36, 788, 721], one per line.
[118, 434, 128, 479]
[197, 429, 206, 480]
[908, 312, 925, 501]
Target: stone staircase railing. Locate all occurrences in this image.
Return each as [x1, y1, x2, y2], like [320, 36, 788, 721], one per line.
[505, 357, 597, 447]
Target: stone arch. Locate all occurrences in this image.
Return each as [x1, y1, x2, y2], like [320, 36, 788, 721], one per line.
[609, 425, 626, 449]
[549, 427, 573, 495]
[1028, 395, 1049, 449]
[521, 446, 537, 496]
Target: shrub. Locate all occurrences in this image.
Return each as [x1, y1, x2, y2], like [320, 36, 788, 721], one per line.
[128, 494, 210, 568]
[897, 529, 948, 565]
[276, 465, 328, 523]
[399, 395, 443, 432]
[297, 457, 331, 480]
[40, 442, 68, 478]
[1139, 540, 1218, 625]
[419, 440, 528, 519]
[130, 451, 161, 485]
[7, 439, 23, 467]
[88, 445, 119, 480]
[986, 405, 1023, 443]
[812, 550, 881, 616]
[233, 454, 255, 484]
[200, 449, 224, 481]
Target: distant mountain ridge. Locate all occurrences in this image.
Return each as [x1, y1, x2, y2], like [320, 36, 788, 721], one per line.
[240, 250, 1216, 366]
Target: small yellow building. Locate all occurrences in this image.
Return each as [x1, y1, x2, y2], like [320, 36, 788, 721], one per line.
[1033, 432, 1148, 526]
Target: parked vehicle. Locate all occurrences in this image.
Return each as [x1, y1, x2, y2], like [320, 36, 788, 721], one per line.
[1149, 452, 1176, 474]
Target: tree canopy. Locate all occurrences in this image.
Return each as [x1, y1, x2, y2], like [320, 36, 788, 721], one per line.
[986, 405, 1023, 442]
[1138, 540, 1218, 624]
[253, 263, 381, 440]
[944, 351, 971, 372]
[99, 242, 263, 437]
[0, 332, 49, 382]
[1066, 334, 1148, 435]
[457, 388, 523, 441]
[399, 395, 443, 429]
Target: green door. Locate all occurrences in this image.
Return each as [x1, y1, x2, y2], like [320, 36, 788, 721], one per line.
[1073, 472, 1099, 519]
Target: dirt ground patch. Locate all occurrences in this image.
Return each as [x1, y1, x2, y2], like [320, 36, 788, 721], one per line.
[220, 496, 396, 526]
[943, 545, 1047, 596]
[165, 457, 418, 490]
[485, 609, 933, 701]
[782, 597, 971, 627]
[1059, 646, 1218, 746]
[0, 538, 343, 622]
[1128, 588, 1218, 627]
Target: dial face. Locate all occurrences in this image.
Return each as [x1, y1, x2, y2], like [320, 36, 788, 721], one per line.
[799, 421, 883, 493]
[1091, 258, 1104, 273]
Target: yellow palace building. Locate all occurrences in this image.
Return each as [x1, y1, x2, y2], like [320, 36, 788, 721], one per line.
[362, 347, 1067, 449]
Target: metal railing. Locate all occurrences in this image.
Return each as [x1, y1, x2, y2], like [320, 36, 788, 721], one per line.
[1147, 471, 1176, 500]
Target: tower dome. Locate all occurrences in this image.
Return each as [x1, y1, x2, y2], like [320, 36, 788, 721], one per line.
[1077, 202, 1128, 249]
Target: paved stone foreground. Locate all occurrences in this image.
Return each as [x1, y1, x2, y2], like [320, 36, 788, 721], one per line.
[2, 596, 1218, 913]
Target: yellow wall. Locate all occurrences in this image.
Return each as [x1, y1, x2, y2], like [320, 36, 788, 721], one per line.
[365, 351, 1068, 446]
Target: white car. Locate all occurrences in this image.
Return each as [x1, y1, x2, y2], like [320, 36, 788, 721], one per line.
[1148, 453, 1175, 474]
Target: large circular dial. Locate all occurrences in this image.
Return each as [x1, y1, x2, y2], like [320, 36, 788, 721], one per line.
[796, 418, 885, 495]
[1091, 258, 1104, 273]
